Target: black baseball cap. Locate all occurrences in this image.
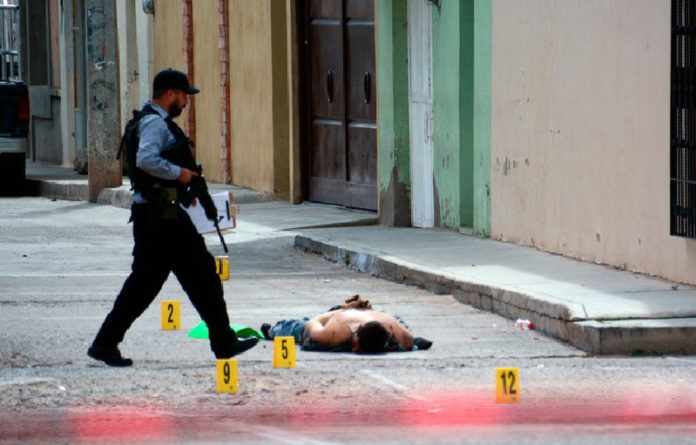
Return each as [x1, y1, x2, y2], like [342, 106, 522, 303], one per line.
[153, 68, 199, 94]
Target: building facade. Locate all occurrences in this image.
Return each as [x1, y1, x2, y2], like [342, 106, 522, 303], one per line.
[26, 0, 695, 285]
[378, 0, 696, 285]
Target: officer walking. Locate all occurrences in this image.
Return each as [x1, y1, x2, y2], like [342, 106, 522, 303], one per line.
[88, 69, 258, 366]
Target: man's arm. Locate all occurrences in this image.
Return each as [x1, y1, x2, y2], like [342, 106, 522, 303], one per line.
[388, 320, 415, 350]
[136, 116, 182, 181]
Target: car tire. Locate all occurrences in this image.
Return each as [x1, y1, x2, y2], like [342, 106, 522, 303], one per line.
[0, 152, 26, 196]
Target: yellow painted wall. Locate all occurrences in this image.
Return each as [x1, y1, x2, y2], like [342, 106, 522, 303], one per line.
[271, 2, 289, 197]
[228, 0, 289, 196]
[229, 0, 273, 192]
[192, 1, 222, 181]
[151, 0, 184, 127]
[149, 1, 292, 194]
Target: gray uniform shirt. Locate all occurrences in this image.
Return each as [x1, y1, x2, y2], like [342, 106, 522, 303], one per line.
[132, 102, 182, 204]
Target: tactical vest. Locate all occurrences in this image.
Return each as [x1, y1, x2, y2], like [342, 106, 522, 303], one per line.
[118, 104, 191, 203]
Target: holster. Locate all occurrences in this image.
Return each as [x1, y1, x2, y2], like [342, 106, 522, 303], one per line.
[159, 187, 179, 220]
[136, 186, 180, 221]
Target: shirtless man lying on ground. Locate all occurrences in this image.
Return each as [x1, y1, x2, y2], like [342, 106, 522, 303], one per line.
[261, 295, 433, 353]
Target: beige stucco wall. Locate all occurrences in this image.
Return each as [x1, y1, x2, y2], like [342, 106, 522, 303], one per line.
[192, 1, 222, 182]
[229, 0, 289, 196]
[151, 1, 184, 128]
[490, 0, 696, 285]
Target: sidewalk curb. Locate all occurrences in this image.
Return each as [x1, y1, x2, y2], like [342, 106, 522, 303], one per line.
[27, 178, 274, 208]
[294, 235, 696, 356]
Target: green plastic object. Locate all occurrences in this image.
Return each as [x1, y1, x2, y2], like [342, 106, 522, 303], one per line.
[188, 321, 265, 340]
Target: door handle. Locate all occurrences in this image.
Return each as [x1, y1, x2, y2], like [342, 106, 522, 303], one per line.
[363, 72, 371, 104]
[326, 70, 334, 103]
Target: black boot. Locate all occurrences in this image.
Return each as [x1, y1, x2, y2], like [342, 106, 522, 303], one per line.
[88, 344, 133, 367]
[260, 323, 271, 340]
[214, 337, 259, 359]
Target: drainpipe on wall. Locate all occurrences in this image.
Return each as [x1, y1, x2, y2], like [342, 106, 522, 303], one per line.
[218, 0, 231, 184]
[182, 0, 195, 156]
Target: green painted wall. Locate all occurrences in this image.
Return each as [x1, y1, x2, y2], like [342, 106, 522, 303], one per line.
[377, 0, 411, 226]
[473, 0, 491, 237]
[376, 0, 491, 233]
[432, 1, 463, 228]
[432, 0, 490, 233]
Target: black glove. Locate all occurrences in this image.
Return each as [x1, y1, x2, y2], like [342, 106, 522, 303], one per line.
[413, 337, 432, 351]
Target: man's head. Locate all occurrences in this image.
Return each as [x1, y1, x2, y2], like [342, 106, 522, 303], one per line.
[152, 69, 199, 118]
[354, 321, 389, 353]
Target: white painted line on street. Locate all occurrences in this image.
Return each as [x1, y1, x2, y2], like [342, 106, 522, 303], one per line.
[0, 377, 56, 387]
[360, 369, 427, 401]
[666, 356, 696, 365]
[0, 316, 103, 321]
[0, 273, 128, 277]
[255, 425, 339, 445]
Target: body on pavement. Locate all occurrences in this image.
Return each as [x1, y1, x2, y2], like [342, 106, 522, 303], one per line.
[263, 295, 432, 353]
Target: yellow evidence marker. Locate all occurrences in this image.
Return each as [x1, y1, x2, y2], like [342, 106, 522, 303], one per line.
[273, 336, 296, 368]
[495, 367, 520, 404]
[216, 359, 238, 393]
[215, 256, 229, 281]
[161, 300, 180, 330]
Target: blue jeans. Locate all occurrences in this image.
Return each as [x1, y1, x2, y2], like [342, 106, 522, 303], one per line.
[269, 318, 309, 345]
[270, 317, 354, 352]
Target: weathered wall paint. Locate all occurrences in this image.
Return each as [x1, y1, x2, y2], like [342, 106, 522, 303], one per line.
[473, 0, 492, 237]
[432, 0, 490, 232]
[192, 1, 222, 182]
[431, 1, 475, 229]
[152, 0, 184, 128]
[286, 0, 302, 204]
[271, 2, 290, 198]
[491, 0, 696, 285]
[377, 0, 491, 230]
[377, 0, 411, 226]
[86, 0, 121, 201]
[228, 0, 289, 196]
[432, 1, 461, 228]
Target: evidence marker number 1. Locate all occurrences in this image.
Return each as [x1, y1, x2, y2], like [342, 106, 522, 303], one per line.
[215, 256, 229, 281]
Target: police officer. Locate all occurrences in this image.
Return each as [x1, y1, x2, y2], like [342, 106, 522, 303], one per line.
[88, 69, 258, 366]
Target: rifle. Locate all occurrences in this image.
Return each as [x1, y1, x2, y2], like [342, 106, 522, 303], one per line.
[161, 138, 229, 254]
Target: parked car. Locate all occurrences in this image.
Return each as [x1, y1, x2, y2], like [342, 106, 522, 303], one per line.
[0, 81, 29, 186]
[0, 2, 28, 192]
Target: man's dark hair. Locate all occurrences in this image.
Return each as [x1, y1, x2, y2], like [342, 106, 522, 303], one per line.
[152, 88, 168, 100]
[356, 321, 388, 353]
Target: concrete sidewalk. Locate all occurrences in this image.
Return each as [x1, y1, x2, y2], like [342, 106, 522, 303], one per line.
[25, 163, 696, 355]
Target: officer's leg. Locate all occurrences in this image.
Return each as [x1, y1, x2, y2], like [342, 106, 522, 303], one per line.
[92, 204, 171, 349]
[171, 212, 257, 357]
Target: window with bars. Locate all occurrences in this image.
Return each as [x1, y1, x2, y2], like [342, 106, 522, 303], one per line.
[672, 0, 696, 238]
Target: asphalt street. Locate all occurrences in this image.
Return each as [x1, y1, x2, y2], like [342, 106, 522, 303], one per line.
[1, 197, 695, 444]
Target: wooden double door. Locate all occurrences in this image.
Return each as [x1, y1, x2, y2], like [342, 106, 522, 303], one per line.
[300, 0, 377, 210]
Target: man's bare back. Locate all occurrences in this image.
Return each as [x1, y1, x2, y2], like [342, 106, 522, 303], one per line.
[305, 309, 414, 351]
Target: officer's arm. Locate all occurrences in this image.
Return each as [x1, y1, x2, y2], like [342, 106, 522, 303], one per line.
[136, 116, 181, 181]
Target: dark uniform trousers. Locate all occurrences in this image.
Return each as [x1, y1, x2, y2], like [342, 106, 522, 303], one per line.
[93, 202, 236, 356]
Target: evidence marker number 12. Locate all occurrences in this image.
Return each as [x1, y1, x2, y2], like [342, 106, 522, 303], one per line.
[495, 367, 520, 404]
